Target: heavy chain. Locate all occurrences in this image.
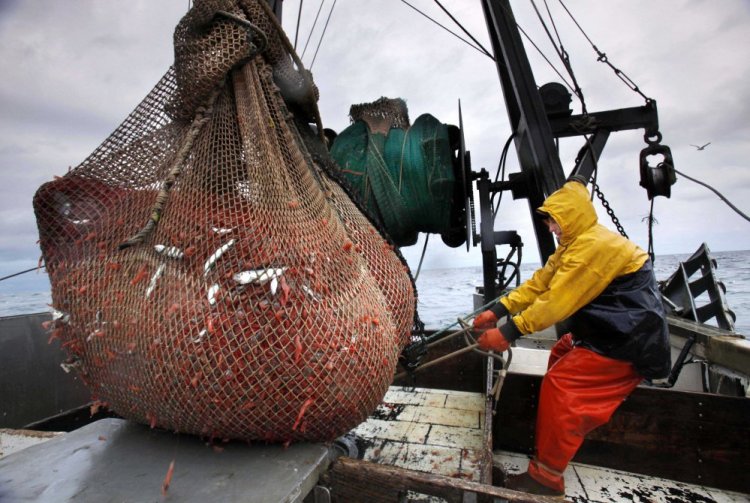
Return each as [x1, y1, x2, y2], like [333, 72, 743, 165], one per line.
[592, 182, 628, 238]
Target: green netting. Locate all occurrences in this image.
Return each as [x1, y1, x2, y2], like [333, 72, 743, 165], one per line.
[330, 110, 456, 247]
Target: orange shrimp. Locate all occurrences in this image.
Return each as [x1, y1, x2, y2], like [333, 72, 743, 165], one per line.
[130, 264, 148, 285]
[293, 334, 302, 364]
[90, 401, 105, 416]
[161, 460, 175, 496]
[279, 276, 291, 306]
[292, 398, 314, 431]
[47, 328, 62, 345]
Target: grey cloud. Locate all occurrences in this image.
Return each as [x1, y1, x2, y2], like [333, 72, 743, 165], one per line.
[2, 0, 749, 283]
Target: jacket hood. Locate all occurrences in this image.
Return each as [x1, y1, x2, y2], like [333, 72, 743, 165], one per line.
[538, 181, 597, 245]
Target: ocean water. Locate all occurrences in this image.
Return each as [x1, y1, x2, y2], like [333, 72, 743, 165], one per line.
[1, 251, 748, 336]
[414, 250, 750, 336]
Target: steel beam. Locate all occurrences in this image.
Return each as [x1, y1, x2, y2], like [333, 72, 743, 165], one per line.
[481, 0, 564, 264]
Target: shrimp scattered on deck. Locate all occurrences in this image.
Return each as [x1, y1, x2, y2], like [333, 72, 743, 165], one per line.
[161, 459, 175, 496]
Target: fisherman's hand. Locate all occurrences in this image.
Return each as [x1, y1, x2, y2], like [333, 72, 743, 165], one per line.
[473, 310, 499, 330]
[473, 302, 509, 329]
[477, 328, 511, 352]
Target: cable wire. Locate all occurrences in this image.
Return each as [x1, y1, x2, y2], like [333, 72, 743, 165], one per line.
[0, 266, 43, 283]
[413, 234, 430, 282]
[675, 168, 750, 222]
[556, 0, 652, 103]
[646, 198, 656, 263]
[309, 0, 337, 69]
[542, 0, 564, 48]
[300, 0, 325, 60]
[514, 22, 575, 93]
[491, 0, 575, 94]
[432, 0, 494, 60]
[491, 133, 515, 221]
[293, 0, 304, 50]
[529, 0, 587, 113]
[399, 0, 493, 60]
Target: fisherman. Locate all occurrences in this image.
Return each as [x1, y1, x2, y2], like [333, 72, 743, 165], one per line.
[473, 176, 671, 497]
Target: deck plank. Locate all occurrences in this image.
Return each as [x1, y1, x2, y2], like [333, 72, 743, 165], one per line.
[495, 451, 749, 502]
[349, 386, 487, 483]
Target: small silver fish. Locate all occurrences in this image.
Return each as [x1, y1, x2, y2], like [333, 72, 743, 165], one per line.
[192, 328, 208, 344]
[207, 283, 220, 305]
[301, 285, 321, 302]
[232, 267, 287, 286]
[154, 245, 184, 259]
[51, 308, 70, 324]
[145, 264, 166, 298]
[212, 226, 234, 235]
[60, 358, 83, 374]
[203, 239, 236, 277]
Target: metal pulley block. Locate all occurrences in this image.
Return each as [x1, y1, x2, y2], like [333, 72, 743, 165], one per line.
[639, 134, 676, 199]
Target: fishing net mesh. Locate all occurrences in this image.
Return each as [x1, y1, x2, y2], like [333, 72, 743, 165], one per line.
[33, 0, 416, 443]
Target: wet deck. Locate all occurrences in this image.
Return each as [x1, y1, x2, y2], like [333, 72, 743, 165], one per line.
[347, 386, 487, 482]
[495, 451, 749, 503]
[3, 386, 748, 502]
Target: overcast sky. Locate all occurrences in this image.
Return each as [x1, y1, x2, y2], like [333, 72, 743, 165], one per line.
[1, 0, 749, 295]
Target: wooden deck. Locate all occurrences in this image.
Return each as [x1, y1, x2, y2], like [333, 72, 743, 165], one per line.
[496, 451, 749, 503]
[347, 386, 488, 482]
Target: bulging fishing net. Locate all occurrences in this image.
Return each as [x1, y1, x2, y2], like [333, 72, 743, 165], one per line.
[33, 0, 416, 443]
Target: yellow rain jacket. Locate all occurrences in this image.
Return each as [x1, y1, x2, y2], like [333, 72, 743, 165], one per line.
[496, 180, 671, 379]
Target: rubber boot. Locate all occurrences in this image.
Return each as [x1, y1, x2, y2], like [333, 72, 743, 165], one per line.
[506, 471, 565, 498]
